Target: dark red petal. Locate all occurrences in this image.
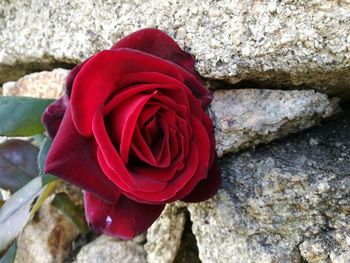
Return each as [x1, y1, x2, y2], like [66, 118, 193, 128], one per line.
[202, 112, 216, 167]
[41, 95, 68, 138]
[137, 104, 160, 127]
[127, 143, 199, 203]
[65, 59, 90, 97]
[183, 76, 213, 108]
[71, 49, 190, 137]
[44, 106, 120, 204]
[131, 125, 157, 166]
[169, 126, 179, 157]
[181, 157, 221, 203]
[104, 82, 185, 115]
[143, 115, 160, 145]
[151, 116, 170, 166]
[112, 28, 212, 108]
[84, 191, 165, 240]
[108, 92, 155, 164]
[116, 71, 211, 109]
[92, 106, 168, 193]
[111, 28, 197, 77]
[129, 152, 183, 183]
[165, 116, 211, 201]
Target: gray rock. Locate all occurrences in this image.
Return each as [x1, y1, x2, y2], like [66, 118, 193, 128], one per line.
[13, 182, 83, 263]
[299, 230, 350, 263]
[1, 1, 350, 98]
[75, 235, 147, 263]
[15, 195, 80, 263]
[210, 89, 339, 157]
[0, 189, 10, 200]
[145, 203, 186, 263]
[2, 68, 68, 99]
[173, 219, 201, 263]
[188, 110, 350, 263]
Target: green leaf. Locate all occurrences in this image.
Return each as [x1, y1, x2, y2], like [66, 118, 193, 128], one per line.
[0, 140, 39, 192]
[51, 192, 89, 235]
[37, 137, 56, 185]
[0, 241, 16, 263]
[0, 177, 58, 254]
[0, 96, 54, 136]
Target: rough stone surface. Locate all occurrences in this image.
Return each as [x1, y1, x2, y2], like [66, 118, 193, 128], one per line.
[15, 195, 80, 263]
[2, 68, 68, 99]
[173, 219, 201, 263]
[210, 89, 339, 157]
[1, 1, 350, 98]
[188, 109, 350, 263]
[75, 235, 147, 263]
[0, 189, 10, 200]
[145, 203, 186, 263]
[299, 230, 350, 263]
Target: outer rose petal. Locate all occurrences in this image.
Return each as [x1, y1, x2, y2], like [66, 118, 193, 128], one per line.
[181, 157, 221, 203]
[113, 28, 213, 107]
[71, 48, 212, 137]
[45, 106, 120, 204]
[112, 28, 197, 77]
[71, 49, 179, 136]
[65, 59, 90, 97]
[42, 95, 68, 138]
[84, 191, 165, 239]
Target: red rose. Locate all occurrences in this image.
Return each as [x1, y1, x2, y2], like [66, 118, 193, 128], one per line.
[43, 28, 221, 239]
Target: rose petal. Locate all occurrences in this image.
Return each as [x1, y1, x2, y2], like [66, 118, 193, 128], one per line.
[131, 126, 156, 165]
[181, 157, 221, 202]
[124, 143, 199, 203]
[104, 83, 186, 115]
[93, 106, 168, 193]
[65, 59, 90, 97]
[143, 115, 160, 146]
[42, 95, 68, 138]
[129, 152, 183, 182]
[137, 104, 160, 127]
[165, 116, 211, 202]
[202, 112, 216, 167]
[84, 191, 164, 240]
[151, 116, 170, 166]
[104, 71, 208, 120]
[108, 92, 155, 164]
[111, 28, 197, 77]
[45, 106, 121, 204]
[169, 126, 179, 157]
[71, 49, 199, 137]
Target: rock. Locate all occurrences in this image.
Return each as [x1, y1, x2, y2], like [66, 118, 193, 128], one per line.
[1, 1, 350, 98]
[2, 68, 68, 99]
[75, 235, 147, 263]
[145, 203, 186, 263]
[299, 231, 350, 263]
[173, 219, 201, 263]
[210, 89, 339, 157]
[14, 182, 83, 263]
[15, 196, 80, 263]
[0, 189, 10, 200]
[188, 109, 350, 263]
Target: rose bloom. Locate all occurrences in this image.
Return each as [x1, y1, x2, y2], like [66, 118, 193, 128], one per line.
[43, 28, 221, 239]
